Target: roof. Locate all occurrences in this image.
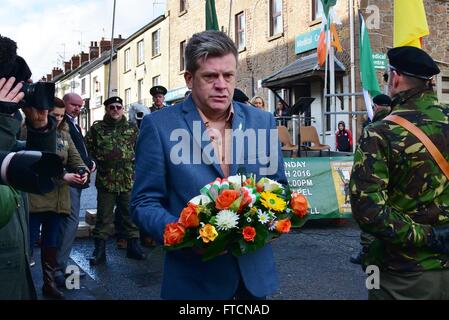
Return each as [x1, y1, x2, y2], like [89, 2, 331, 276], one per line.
[262, 52, 346, 90]
[79, 50, 116, 77]
[116, 15, 165, 50]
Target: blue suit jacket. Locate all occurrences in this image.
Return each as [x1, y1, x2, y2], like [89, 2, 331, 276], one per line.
[130, 96, 287, 299]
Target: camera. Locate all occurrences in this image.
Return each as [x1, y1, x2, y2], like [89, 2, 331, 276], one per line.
[75, 166, 90, 187]
[20, 82, 55, 110]
[0, 150, 63, 194]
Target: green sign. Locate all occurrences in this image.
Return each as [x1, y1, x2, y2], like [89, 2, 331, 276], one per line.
[284, 157, 353, 220]
[295, 28, 321, 54]
[372, 53, 387, 70]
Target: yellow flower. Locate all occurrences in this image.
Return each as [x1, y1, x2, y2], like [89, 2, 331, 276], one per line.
[260, 192, 286, 212]
[199, 224, 218, 243]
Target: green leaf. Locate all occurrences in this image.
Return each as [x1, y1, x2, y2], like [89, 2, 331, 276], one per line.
[291, 215, 309, 228]
[229, 195, 243, 212]
[202, 232, 231, 262]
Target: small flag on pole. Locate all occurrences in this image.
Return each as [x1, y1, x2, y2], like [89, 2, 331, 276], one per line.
[206, 0, 219, 31]
[394, 0, 429, 48]
[359, 11, 381, 120]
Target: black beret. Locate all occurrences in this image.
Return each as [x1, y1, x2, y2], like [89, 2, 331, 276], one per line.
[372, 94, 391, 107]
[150, 85, 167, 96]
[387, 46, 440, 80]
[233, 88, 249, 103]
[104, 96, 123, 107]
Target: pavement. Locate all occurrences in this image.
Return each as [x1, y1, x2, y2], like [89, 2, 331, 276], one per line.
[31, 177, 368, 300]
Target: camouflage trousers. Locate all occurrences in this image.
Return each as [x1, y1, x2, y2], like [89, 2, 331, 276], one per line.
[369, 269, 449, 300]
[92, 189, 139, 240]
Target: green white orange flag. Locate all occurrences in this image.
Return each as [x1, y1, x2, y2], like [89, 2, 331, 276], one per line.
[205, 0, 219, 31]
[359, 11, 381, 120]
[394, 0, 429, 48]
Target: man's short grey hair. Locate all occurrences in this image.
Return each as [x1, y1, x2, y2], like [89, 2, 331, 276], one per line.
[185, 30, 238, 74]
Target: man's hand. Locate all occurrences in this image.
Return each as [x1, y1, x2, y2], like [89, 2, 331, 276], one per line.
[23, 106, 48, 129]
[0, 77, 24, 103]
[90, 160, 97, 173]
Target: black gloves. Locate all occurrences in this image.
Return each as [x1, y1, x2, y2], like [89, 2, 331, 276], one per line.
[428, 226, 449, 254]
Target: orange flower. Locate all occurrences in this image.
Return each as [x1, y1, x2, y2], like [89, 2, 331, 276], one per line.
[215, 189, 240, 210]
[276, 219, 291, 233]
[179, 203, 199, 228]
[290, 194, 308, 218]
[242, 226, 256, 242]
[163, 222, 186, 246]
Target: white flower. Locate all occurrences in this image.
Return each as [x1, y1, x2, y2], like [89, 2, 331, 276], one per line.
[215, 210, 240, 231]
[227, 174, 246, 188]
[189, 195, 212, 206]
[268, 220, 277, 231]
[263, 178, 283, 192]
[257, 210, 270, 224]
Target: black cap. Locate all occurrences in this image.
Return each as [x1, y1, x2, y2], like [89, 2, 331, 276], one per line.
[233, 88, 249, 103]
[150, 85, 167, 96]
[372, 94, 391, 107]
[103, 96, 123, 107]
[387, 46, 440, 80]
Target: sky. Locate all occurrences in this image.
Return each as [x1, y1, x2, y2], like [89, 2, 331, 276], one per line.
[1, 0, 166, 81]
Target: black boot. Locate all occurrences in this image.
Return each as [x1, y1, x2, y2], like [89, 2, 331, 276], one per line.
[41, 247, 65, 300]
[89, 238, 106, 265]
[350, 246, 368, 265]
[127, 238, 146, 260]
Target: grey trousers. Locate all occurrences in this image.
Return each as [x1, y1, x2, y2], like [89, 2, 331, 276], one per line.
[369, 269, 449, 300]
[56, 187, 82, 271]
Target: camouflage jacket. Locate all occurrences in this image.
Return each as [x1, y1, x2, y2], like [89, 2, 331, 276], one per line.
[350, 89, 449, 272]
[85, 114, 138, 193]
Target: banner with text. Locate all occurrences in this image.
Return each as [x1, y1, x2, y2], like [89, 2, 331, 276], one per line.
[284, 157, 353, 219]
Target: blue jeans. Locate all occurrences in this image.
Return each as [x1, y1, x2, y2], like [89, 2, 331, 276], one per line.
[29, 212, 62, 252]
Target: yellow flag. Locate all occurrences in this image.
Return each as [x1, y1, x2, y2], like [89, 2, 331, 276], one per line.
[394, 0, 429, 48]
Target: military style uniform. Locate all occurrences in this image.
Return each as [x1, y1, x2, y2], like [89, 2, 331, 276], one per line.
[350, 47, 449, 299]
[85, 114, 140, 240]
[149, 85, 167, 113]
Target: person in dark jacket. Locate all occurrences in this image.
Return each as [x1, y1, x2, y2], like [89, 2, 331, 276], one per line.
[335, 121, 353, 152]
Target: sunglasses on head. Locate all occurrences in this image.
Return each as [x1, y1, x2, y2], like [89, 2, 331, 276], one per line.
[108, 104, 123, 111]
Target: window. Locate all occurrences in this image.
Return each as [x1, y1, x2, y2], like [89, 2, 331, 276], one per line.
[152, 29, 160, 57]
[124, 48, 130, 72]
[125, 88, 131, 107]
[138, 79, 143, 103]
[81, 78, 86, 95]
[270, 0, 283, 36]
[180, 0, 186, 12]
[235, 12, 246, 51]
[180, 40, 186, 72]
[137, 40, 144, 65]
[312, 0, 324, 21]
[152, 75, 160, 87]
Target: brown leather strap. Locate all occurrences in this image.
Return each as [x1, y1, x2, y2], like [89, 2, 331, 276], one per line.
[385, 114, 449, 180]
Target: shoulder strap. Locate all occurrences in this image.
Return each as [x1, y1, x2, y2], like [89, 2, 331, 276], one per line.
[384, 114, 449, 180]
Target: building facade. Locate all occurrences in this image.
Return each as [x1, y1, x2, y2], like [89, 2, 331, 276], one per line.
[116, 15, 169, 109]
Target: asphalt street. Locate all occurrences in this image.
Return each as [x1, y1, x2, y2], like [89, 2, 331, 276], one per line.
[31, 178, 368, 300]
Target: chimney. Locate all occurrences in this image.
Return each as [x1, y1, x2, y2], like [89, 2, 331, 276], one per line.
[40, 76, 46, 82]
[64, 61, 71, 73]
[46, 74, 52, 82]
[99, 37, 111, 55]
[71, 55, 80, 70]
[112, 34, 125, 47]
[52, 67, 63, 79]
[80, 51, 89, 64]
[89, 41, 99, 60]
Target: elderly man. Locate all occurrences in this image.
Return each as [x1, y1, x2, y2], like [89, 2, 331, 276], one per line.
[350, 46, 449, 299]
[86, 96, 145, 265]
[149, 85, 167, 112]
[131, 30, 286, 300]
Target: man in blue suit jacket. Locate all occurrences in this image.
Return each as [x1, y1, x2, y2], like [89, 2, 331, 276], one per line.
[130, 30, 287, 300]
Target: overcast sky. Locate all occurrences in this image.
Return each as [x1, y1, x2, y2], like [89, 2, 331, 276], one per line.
[2, 0, 166, 81]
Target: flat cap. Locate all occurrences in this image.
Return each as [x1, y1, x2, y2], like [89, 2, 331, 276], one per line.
[104, 96, 123, 107]
[233, 88, 249, 103]
[387, 46, 440, 80]
[372, 94, 391, 107]
[150, 85, 167, 96]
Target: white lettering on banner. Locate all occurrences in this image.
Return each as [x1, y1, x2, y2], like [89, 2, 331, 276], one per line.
[365, 265, 380, 290]
[284, 161, 307, 168]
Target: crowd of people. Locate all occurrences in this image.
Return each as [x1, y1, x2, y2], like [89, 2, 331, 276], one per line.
[1, 29, 449, 301]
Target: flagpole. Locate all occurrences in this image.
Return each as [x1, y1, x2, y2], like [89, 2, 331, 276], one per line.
[107, 0, 117, 98]
[349, 0, 356, 144]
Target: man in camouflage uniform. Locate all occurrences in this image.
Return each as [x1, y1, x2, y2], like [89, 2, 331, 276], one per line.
[85, 96, 145, 265]
[350, 47, 449, 299]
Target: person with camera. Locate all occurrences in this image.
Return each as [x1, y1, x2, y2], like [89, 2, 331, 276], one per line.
[0, 35, 62, 300]
[21, 97, 88, 299]
[86, 96, 145, 265]
[56, 92, 95, 282]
